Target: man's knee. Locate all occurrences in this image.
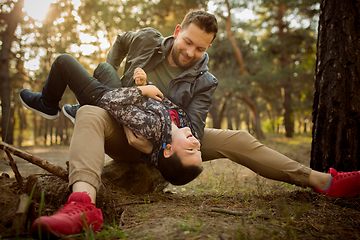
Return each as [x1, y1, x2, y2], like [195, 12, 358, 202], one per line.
[76, 105, 110, 127]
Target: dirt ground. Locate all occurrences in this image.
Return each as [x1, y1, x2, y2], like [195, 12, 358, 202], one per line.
[1, 137, 360, 239]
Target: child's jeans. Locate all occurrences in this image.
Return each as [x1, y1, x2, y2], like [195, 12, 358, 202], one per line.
[41, 54, 120, 106]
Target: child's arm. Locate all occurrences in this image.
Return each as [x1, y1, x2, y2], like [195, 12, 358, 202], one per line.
[134, 68, 163, 101]
[138, 85, 164, 101]
[133, 68, 147, 86]
[123, 125, 153, 154]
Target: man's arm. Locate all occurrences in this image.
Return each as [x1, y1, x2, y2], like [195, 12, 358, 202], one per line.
[106, 31, 137, 70]
[185, 73, 218, 139]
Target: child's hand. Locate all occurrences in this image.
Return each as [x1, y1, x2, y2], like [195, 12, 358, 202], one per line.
[133, 68, 147, 86]
[138, 85, 164, 101]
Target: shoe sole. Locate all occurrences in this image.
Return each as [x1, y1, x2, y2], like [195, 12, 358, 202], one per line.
[62, 104, 75, 124]
[19, 93, 59, 120]
[31, 223, 62, 240]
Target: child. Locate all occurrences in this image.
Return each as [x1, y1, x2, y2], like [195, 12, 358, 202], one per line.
[20, 54, 203, 186]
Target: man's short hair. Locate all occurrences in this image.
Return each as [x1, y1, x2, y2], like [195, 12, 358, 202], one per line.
[181, 10, 218, 42]
[158, 152, 203, 186]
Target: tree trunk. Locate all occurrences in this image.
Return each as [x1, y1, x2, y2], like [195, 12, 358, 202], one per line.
[209, 97, 227, 129]
[0, 0, 24, 144]
[311, 0, 360, 172]
[227, 107, 233, 130]
[278, 4, 294, 138]
[218, 0, 265, 139]
[33, 112, 38, 145]
[282, 80, 294, 137]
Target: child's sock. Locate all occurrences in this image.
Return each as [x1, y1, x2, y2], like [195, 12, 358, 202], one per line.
[322, 175, 333, 190]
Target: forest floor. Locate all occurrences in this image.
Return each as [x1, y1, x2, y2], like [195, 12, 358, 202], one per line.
[1, 133, 360, 240]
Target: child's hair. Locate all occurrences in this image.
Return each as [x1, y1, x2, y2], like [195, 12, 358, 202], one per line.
[157, 152, 203, 185]
[180, 10, 218, 42]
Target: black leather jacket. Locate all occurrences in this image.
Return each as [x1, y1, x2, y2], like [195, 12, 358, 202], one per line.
[106, 28, 218, 139]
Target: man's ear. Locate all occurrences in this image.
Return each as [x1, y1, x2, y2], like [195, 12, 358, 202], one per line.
[163, 144, 173, 158]
[173, 25, 181, 39]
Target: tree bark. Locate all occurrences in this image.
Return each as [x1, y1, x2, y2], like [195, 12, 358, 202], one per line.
[311, 0, 360, 172]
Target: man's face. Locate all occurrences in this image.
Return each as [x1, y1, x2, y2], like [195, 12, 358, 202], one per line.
[169, 23, 214, 69]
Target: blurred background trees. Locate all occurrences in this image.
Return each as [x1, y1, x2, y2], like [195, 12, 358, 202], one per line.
[1, 0, 320, 146]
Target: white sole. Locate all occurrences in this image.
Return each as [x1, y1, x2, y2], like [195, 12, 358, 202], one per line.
[62, 104, 75, 124]
[19, 93, 59, 120]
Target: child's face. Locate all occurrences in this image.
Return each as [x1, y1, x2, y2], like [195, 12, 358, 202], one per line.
[170, 127, 202, 166]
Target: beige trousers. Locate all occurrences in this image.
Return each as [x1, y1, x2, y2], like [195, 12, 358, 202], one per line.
[68, 105, 311, 191]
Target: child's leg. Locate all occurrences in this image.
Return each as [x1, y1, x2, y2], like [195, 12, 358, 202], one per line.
[93, 62, 122, 88]
[41, 54, 111, 106]
[61, 62, 121, 123]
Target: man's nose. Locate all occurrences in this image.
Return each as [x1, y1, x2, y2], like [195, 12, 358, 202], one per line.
[186, 46, 196, 58]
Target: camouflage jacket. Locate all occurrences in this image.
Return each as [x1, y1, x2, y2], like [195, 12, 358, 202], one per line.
[98, 87, 200, 167]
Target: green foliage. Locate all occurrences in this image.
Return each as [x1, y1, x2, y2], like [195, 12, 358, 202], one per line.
[6, 0, 320, 144]
[207, 0, 318, 133]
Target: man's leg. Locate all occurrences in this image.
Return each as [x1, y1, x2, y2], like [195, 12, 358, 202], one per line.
[200, 128, 312, 187]
[31, 105, 141, 238]
[68, 105, 142, 196]
[201, 128, 360, 197]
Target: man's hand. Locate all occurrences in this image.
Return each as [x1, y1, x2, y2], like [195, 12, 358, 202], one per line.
[123, 125, 153, 154]
[133, 68, 147, 86]
[138, 85, 164, 101]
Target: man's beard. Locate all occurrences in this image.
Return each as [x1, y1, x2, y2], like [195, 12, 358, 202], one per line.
[171, 48, 198, 70]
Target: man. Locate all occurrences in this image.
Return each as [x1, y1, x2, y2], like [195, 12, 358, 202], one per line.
[29, 10, 360, 239]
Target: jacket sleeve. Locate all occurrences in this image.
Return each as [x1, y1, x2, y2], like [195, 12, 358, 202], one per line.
[185, 73, 218, 139]
[106, 31, 137, 71]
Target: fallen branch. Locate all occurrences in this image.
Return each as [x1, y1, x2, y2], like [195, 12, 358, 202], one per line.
[0, 141, 68, 182]
[209, 207, 245, 216]
[5, 150, 23, 187]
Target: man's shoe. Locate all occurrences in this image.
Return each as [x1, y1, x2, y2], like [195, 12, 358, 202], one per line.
[30, 192, 103, 239]
[62, 104, 79, 124]
[19, 89, 60, 120]
[314, 168, 360, 197]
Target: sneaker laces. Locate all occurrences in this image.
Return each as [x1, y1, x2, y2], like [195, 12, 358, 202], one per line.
[334, 171, 360, 179]
[56, 201, 94, 216]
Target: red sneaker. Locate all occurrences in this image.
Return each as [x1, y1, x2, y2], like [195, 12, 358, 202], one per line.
[314, 168, 360, 197]
[31, 192, 103, 239]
